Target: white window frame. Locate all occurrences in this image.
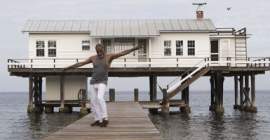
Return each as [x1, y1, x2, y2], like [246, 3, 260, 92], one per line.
[36, 40, 45, 57]
[82, 40, 90, 51]
[187, 40, 195, 56]
[164, 40, 171, 56]
[48, 40, 56, 57]
[176, 40, 183, 56]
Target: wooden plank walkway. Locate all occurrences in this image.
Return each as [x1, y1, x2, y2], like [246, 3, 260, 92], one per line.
[43, 102, 161, 140]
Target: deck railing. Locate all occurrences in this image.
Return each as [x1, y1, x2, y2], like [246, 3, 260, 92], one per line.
[7, 57, 270, 69]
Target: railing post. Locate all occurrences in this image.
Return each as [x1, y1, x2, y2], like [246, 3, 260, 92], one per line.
[109, 88, 115, 102]
[176, 58, 179, 67]
[30, 59, 33, 69]
[227, 57, 231, 67]
[134, 88, 139, 102]
[53, 59, 56, 69]
[124, 58, 126, 68]
[148, 58, 151, 68]
[247, 57, 250, 67]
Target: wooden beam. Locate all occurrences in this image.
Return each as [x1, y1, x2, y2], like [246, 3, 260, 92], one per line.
[149, 76, 157, 101]
[38, 77, 42, 106]
[28, 76, 33, 107]
[60, 76, 65, 108]
[234, 76, 238, 106]
[251, 74, 256, 106]
[209, 75, 215, 111]
[109, 88, 115, 102]
[244, 75, 251, 106]
[239, 75, 244, 108]
[134, 88, 139, 102]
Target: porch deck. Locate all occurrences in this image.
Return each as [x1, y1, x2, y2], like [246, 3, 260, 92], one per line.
[7, 57, 270, 77]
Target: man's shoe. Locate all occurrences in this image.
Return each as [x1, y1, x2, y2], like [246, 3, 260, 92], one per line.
[100, 119, 109, 127]
[91, 120, 101, 126]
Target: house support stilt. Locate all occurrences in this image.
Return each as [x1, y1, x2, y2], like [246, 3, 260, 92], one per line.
[27, 76, 43, 113]
[180, 74, 191, 113]
[59, 76, 71, 113]
[149, 76, 158, 114]
[234, 74, 257, 113]
[209, 71, 224, 114]
[161, 89, 169, 115]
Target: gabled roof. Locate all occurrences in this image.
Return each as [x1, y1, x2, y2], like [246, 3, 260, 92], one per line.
[22, 19, 216, 37]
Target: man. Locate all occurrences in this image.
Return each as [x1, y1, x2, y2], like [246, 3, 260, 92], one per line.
[63, 43, 140, 127]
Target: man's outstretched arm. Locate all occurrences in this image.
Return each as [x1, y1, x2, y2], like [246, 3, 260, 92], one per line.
[110, 46, 140, 60]
[63, 56, 93, 71]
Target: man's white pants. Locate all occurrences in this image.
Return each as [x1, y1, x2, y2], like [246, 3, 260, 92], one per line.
[90, 83, 108, 122]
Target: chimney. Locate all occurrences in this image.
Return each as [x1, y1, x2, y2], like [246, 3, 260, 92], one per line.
[192, 2, 207, 20]
[196, 10, 204, 20]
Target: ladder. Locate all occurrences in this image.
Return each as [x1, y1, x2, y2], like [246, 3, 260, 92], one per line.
[235, 28, 248, 66]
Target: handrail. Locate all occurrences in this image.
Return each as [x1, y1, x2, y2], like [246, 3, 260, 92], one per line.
[166, 58, 208, 87]
[7, 57, 270, 69]
[167, 60, 209, 93]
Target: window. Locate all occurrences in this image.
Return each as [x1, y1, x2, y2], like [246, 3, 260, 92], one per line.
[188, 40, 195, 56]
[114, 38, 135, 56]
[36, 40, 45, 57]
[82, 40, 90, 51]
[164, 40, 171, 56]
[176, 40, 183, 56]
[102, 39, 112, 53]
[48, 40, 56, 57]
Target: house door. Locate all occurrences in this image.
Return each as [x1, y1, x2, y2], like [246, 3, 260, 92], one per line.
[138, 39, 147, 62]
[210, 40, 219, 61]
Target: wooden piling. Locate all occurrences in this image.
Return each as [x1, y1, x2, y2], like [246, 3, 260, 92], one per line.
[109, 88, 115, 102]
[59, 76, 69, 113]
[209, 72, 224, 114]
[239, 75, 244, 110]
[234, 76, 239, 109]
[38, 77, 42, 106]
[180, 85, 191, 113]
[149, 76, 158, 114]
[134, 88, 139, 102]
[161, 88, 169, 114]
[250, 74, 257, 112]
[27, 76, 34, 113]
[149, 76, 157, 101]
[215, 71, 224, 114]
[209, 75, 215, 111]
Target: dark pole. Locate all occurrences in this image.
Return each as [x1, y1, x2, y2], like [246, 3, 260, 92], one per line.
[234, 76, 239, 109]
[60, 76, 65, 109]
[239, 75, 244, 109]
[27, 76, 33, 113]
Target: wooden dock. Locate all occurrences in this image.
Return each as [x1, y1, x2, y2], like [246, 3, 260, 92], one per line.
[43, 102, 161, 140]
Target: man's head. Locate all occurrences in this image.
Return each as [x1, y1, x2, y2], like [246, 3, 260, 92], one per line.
[95, 43, 105, 58]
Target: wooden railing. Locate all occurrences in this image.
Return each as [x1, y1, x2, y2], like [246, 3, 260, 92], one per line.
[7, 57, 270, 69]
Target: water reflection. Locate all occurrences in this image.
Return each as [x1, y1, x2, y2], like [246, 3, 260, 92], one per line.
[1, 92, 270, 140]
[149, 111, 261, 140]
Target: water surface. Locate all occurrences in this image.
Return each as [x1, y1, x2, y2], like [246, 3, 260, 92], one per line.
[1, 91, 270, 140]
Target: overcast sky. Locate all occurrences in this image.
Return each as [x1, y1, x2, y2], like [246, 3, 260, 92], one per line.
[0, 0, 269, 92]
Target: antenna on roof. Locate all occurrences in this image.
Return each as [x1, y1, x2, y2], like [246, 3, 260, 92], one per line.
[192, 2, 207, 11]
[192, 2, 207, 20]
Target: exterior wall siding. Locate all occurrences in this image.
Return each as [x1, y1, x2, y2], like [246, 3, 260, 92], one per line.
[29, 33, 98, 59]
[45, 76, 87, 101]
